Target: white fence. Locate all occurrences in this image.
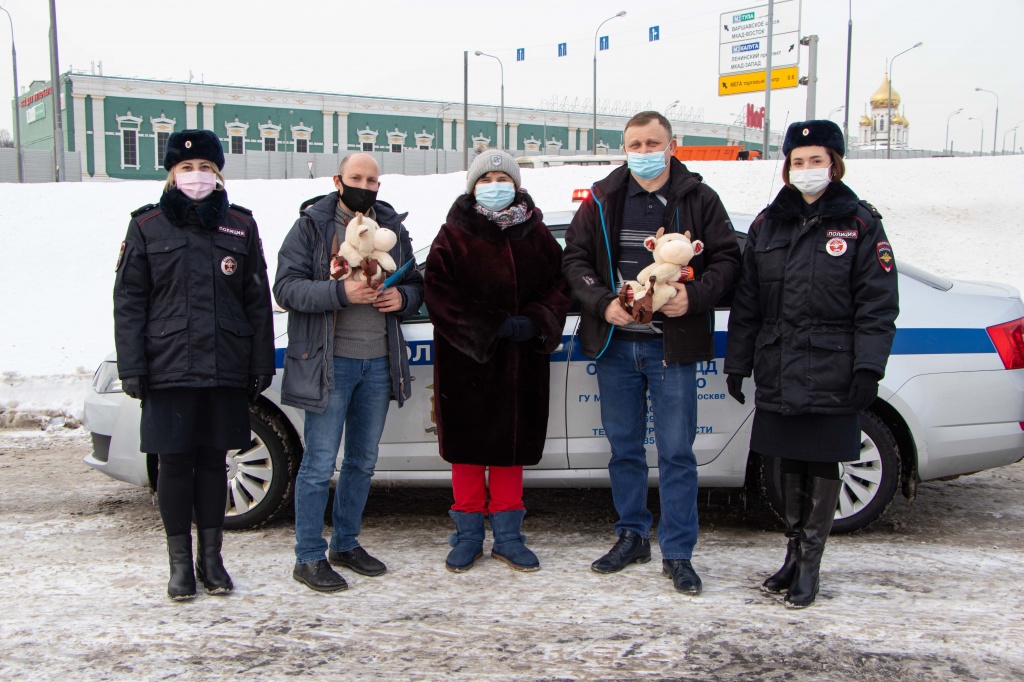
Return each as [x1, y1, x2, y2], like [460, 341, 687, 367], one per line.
[0, 148, 83, 183]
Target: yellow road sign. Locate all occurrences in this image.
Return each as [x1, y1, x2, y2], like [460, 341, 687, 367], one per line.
[719, 66, 799, 96]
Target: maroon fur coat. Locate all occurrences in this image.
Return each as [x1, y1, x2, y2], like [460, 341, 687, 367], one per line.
[425, 193, 571, 466]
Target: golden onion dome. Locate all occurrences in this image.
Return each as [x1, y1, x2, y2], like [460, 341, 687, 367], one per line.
[892, 112, 909, 127]
[870, 75, 900, 109]
[859, 113, 872, 126]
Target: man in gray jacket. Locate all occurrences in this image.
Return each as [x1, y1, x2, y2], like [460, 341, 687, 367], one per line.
[274, 153, 424, 592]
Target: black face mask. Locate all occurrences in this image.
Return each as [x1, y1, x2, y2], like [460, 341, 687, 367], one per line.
[339, 180, 378, 214]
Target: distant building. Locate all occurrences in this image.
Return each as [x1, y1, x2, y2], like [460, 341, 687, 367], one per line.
[856, 75, 910, 149]
[12, 73, 780, 180]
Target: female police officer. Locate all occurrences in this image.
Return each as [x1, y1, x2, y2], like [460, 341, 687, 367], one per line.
[114, 130, 275, 600]
[724, 120, 899, 608]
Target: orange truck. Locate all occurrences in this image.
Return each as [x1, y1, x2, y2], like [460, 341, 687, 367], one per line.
[673, 145, 761, 161]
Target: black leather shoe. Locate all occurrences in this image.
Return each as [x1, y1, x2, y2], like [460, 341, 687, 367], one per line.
[662, 559, 703, 595]
[328, 546, 387, 577]
[591, 530, 652, 574]
[293, 560, 348, 593]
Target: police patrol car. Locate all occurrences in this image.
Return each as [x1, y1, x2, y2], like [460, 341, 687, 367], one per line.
[83, 205, 1024, 533]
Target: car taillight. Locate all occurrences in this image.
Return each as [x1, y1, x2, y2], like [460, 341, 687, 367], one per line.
[572, 188, 591, 202]
[986, 317, 1024, 370]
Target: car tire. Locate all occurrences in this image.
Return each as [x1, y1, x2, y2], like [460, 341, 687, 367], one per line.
[222, 402, 301, 531]
[759, 409, 901, 533]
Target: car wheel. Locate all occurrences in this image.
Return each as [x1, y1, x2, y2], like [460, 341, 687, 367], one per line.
[223, 402, 301, 531]
[760, 409, 901, 533]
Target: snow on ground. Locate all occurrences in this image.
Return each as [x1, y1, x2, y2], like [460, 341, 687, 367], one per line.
[0, 156, 1022, 422]
[1, 432, 1023, 679]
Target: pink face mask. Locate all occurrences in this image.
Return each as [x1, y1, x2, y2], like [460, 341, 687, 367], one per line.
[175, 170, 218, 200]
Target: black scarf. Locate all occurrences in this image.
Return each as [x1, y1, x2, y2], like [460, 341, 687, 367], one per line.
[159, 188, 229, 229]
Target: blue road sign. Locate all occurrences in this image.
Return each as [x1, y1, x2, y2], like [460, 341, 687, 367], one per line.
[649, 26, 660, 41]
[516, 48, 525, 62]
[599, 36, 609, 51]
[558, 42, 567, 57]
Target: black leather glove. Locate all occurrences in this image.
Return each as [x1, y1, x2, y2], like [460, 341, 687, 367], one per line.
[498, 316, 538, 342]
[726, 374, 746, 404]
[848, 370, 880, 411]
[249, 375, 273, 402]
[122, 376, 147, 402]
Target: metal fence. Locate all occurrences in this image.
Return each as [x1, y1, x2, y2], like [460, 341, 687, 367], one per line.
[0, 148, 82, 183]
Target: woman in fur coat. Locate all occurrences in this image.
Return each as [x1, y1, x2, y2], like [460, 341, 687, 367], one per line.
[425, 150, 570, 573]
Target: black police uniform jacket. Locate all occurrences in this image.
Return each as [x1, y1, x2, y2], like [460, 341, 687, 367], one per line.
[724, 181, 899, 415]
[562, 158, 741, 363]
[114, 189, 276, 390]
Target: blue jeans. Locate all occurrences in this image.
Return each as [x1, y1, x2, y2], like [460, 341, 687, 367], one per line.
[596, 337, 699, 560]
[294, 356, 391, 563]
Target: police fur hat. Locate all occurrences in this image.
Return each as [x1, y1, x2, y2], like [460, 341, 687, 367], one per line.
[466, 149, 521, 193]
[163, 129, 226, 171]
[782, 119, 845, 158]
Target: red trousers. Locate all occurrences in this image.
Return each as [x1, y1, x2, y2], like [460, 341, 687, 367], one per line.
[451, 464, 524, 514]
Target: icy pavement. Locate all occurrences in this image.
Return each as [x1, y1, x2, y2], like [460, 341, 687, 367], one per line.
[1, 430, 1023, 680]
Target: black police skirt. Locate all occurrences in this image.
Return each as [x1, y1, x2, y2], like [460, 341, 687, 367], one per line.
[140, 387, 251, 454]
[750, 409, 861, 463]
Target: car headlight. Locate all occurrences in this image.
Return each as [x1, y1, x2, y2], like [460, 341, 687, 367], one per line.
[92, 361, 123, 394]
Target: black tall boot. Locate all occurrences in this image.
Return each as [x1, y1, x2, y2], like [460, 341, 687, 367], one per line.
[761, 472, 804, 594]
[785, 476, 843, 609]
[195, 528, 233, 595]
[166, 534, 197, 601]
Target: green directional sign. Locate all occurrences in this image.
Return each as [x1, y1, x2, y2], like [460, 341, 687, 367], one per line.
[733, 11, 755, 22]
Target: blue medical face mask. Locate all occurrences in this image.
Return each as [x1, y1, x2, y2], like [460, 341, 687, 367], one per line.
[475, 182, 517, 211]
[627, 149, 669, 180]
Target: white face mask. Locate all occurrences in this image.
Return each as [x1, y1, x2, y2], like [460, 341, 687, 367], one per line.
[175, 170, 219, 201]
[789, 165, 832, 196]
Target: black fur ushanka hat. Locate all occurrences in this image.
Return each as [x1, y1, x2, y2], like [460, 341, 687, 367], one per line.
[782, 119, 845, 157]
[163, 129, 226, 171]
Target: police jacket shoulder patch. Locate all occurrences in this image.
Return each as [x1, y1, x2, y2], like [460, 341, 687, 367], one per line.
[130, 203, 158, 218]
[859, 200, 883, 219]
[228, 203, 253, 216]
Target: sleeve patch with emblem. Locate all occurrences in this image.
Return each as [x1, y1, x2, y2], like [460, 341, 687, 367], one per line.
[115, 241, 126, 271]
[876, 241, 894, 273]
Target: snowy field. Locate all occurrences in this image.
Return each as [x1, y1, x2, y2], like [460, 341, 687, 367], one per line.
[0, 155, 1022, 424]
[1, 431, 1023, 680]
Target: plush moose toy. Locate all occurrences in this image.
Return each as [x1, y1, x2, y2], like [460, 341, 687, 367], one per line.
[618, 228, 703, 324]
[330, 213, 398, 288]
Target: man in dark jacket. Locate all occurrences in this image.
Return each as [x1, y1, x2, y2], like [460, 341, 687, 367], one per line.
[562, 111, 740, 594]
[274, 153, 424, 593]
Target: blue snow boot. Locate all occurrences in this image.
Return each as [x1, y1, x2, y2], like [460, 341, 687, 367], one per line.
[446, 510, 485, 573]
[489, 509, 540, 572]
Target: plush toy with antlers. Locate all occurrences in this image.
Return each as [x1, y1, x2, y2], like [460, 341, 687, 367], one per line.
[618, 228, 703, 324]
[329, 213, 397, 288]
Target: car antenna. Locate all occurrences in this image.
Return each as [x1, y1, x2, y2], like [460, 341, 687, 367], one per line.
[766, 111, 790, 204]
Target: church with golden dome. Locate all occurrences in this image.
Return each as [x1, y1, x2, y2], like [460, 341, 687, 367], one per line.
[856, 75, 910, 149]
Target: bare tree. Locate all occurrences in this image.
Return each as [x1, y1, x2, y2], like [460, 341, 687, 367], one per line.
[0, 129, 13, 148]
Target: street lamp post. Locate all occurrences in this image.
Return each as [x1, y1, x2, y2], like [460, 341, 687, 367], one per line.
[945, 108, 963, 155]
[1, 6, 22, 182]
[974, 87, 999, 156]
[968, 117, 984, 156]
[828, 105, 845, 121]
[665, 100, 679, 119]
[593, 11, 626, 154]
[1002, 126, 1019, 155]
[474, 51, 504, 150]
[843, 0, 853, 153]
[886, 41, 922, 159]
[435, 102, 452, 173]
[1011, 119, 1024, 155]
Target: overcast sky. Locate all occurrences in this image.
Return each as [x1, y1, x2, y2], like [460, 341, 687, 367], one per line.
[2, 0, 1022, 154]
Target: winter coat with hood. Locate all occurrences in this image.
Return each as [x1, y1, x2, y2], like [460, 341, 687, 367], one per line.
[114, 188, 276, 389]
[723, 181, 899, 415]
[424, 192, 571, 467]
[562, 158, 741, 363]
[273, 192, 424, 414]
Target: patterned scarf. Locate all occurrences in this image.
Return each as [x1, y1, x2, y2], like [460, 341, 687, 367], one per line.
[473, 196, 532, 229]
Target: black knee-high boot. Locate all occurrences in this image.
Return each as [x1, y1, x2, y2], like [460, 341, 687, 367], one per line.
[761, 472, 804, 594]
[785, 476, 843, 608]
[193, 446, 232, 594]
[166, 534, 197, 600]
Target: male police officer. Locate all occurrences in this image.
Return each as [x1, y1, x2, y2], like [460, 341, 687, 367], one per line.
[562, 112, 740, 594]
[274, 153, 423, 592]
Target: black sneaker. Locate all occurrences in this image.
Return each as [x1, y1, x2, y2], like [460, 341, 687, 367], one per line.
[591, 530, 652, 574]
[329, 546, 387, 577]
[662, 559, 703, 595]
[293, 559, 348, 592]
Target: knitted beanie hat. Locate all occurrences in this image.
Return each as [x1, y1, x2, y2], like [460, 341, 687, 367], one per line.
[465, 149, 521, 193]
